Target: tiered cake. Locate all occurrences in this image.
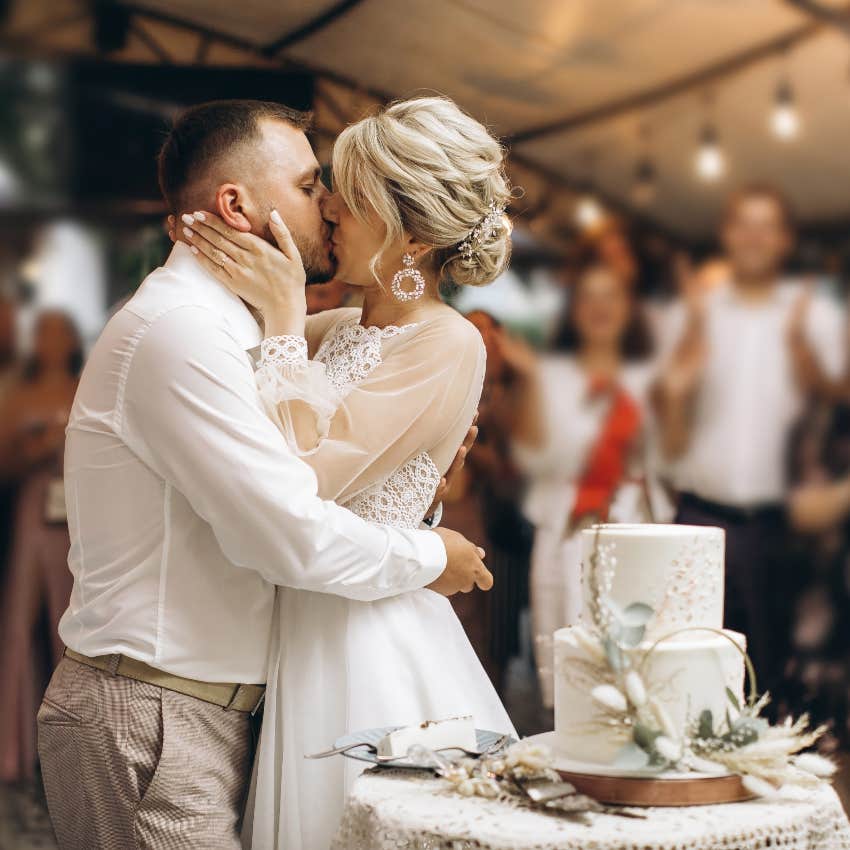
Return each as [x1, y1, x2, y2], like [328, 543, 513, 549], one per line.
[553, 524, 746, 765]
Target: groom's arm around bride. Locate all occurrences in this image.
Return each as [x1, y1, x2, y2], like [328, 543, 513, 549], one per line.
[37, 98, 490, 850]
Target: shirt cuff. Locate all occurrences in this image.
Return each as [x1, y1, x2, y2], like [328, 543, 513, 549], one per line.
[414, 527, 447, 588]
[260, 335, 308, 376]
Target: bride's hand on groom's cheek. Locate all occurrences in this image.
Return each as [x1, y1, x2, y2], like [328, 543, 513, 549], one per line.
[180, 210, 307, 335]
[428, 528, 493, 597]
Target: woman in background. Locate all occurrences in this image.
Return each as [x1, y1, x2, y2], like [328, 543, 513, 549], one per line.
[0, 310, 82, 782]
[503, 264, 664, 708]
[443, 310, 533, 693]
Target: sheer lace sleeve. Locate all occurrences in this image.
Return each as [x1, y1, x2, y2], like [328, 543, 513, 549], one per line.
[257, 310, 485, 506]
[254, 308, 359, 456]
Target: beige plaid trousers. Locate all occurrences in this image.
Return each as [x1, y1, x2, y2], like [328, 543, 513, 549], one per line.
[37, 656, 254, 849]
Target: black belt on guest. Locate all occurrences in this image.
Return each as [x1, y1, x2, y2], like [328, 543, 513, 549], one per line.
[678, 492, 786, 524]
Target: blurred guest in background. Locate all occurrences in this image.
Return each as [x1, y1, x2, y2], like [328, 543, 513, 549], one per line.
[578, 219, 639, 290]
[785, 391, 850, 748]
[0, 296, 17, 403]
[0, 294, 20, 595]
[0, 310, 82, 783]
[505, 263, 663, 708]
[445, 309, 533, 693]
[654, 184, 846, 697]
[780, 308, 850, 744]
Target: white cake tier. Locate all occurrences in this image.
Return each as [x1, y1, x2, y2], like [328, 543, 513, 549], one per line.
[580, 524, 725, 638]
[554, 625, 746, 764]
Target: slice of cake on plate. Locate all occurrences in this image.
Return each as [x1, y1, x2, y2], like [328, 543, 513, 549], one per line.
[377, 716, 477, 760]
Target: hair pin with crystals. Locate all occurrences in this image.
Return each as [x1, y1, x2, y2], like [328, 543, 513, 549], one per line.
[458, 201, 507, 263]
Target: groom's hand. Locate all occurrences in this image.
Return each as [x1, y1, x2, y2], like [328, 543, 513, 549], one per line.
[428, 529, 493, 596]
[425, 414, 479, 519]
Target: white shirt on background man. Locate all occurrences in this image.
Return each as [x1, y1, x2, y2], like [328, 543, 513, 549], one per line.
[58, 242, 446, 684]
[662, 280, 846, 508]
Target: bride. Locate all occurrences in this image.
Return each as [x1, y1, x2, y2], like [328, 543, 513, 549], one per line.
[180, 96, 517, 849]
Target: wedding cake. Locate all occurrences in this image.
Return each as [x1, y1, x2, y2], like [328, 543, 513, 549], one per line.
[553, 524, 747, 766]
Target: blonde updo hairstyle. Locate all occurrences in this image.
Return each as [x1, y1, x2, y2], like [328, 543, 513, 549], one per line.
[331, 96, 512, 288]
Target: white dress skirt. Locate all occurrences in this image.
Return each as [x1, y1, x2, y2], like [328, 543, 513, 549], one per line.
[241, 308, 516, 849]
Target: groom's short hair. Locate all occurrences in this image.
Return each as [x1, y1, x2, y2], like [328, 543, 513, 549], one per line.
[157, 99, 312, 213]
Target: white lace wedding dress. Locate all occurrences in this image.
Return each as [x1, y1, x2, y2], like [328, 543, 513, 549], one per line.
[241, 307, 516, 850]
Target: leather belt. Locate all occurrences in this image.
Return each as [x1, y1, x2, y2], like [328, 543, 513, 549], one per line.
[64, 648, 265, 714]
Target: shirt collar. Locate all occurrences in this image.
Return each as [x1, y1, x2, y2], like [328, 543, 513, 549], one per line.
[164, 241, 262, 351]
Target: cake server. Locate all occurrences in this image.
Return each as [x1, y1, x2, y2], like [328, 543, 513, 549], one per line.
[305, 741, 378, 759]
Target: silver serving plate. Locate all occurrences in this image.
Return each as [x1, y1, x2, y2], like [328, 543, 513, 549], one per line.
[331, 726, 515, 769]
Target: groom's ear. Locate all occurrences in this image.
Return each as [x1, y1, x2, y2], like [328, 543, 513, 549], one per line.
[214, 183, 254, 233]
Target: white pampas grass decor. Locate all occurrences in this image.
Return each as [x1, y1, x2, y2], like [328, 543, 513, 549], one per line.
[741, 774, 779, 799]
[574, 629, 608, 665]
[794, 752, 837, 778]
[685, 755, 728, 775]
[649, 697, 678, 740]
[591, 684, 628, 714]
[624, 671, 647, 707]
[655, 735, 681, 763]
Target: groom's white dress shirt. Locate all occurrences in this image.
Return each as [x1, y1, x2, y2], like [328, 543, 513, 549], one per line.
[58, 242, 446, 684]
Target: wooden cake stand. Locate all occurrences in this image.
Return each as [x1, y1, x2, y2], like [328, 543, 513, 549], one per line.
[526, 733, 754, 807]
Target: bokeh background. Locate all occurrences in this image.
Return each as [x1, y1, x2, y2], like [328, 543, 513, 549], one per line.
[3, 1, 850, 845]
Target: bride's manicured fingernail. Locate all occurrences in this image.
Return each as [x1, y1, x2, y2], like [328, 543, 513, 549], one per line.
[190, 245, 199, 254]
[193, 211, 206, 221]
[181, 213, 194, 225]
[183, 226, 193, 238]
[270, 209, 283, 225]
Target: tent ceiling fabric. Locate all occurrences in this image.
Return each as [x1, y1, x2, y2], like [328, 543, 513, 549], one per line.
[7, 0, 850, 240]
[128, 0, 346, 48]
[287, 0, 805, 134]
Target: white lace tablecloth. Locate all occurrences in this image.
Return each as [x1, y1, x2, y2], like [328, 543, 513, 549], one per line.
[332, 768, 850, 850]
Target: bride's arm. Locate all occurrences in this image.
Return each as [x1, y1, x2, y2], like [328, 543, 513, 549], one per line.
[260, 316, 485, 505]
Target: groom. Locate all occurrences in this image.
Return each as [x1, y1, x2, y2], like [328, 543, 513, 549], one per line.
[37, 99, 492, 850]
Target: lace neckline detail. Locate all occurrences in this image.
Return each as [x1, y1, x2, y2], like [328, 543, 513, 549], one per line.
[346, 318, 421, 339]
[315, 316, 421, 396]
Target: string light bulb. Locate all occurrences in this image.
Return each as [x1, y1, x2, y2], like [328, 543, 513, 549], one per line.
[695, 124, 725, 181]
[771, 79, 800, 140]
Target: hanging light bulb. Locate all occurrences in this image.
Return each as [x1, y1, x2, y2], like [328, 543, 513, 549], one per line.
[575, 195, 604, 229]
[695, 124, 725, 181]
[632, 156, 657, 206]
[771, 79, 799, 139]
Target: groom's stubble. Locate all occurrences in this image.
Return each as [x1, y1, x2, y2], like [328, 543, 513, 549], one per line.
[258, 212, 336, 287]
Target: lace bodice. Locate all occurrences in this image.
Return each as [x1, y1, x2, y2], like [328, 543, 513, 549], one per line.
[343, 452, 442, 530]
[314, 317, 441, 530]
[315, 319, 418, 396]
[256, 309, 485, 532]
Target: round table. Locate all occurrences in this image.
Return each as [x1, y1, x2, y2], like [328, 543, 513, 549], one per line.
[332, 768, 850, 850]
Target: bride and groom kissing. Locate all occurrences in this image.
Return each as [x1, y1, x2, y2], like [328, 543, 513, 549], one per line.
[37, 95, 518, 849]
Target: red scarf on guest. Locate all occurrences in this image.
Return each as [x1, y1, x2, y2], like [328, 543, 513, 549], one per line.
[570, 375, 642, 525]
